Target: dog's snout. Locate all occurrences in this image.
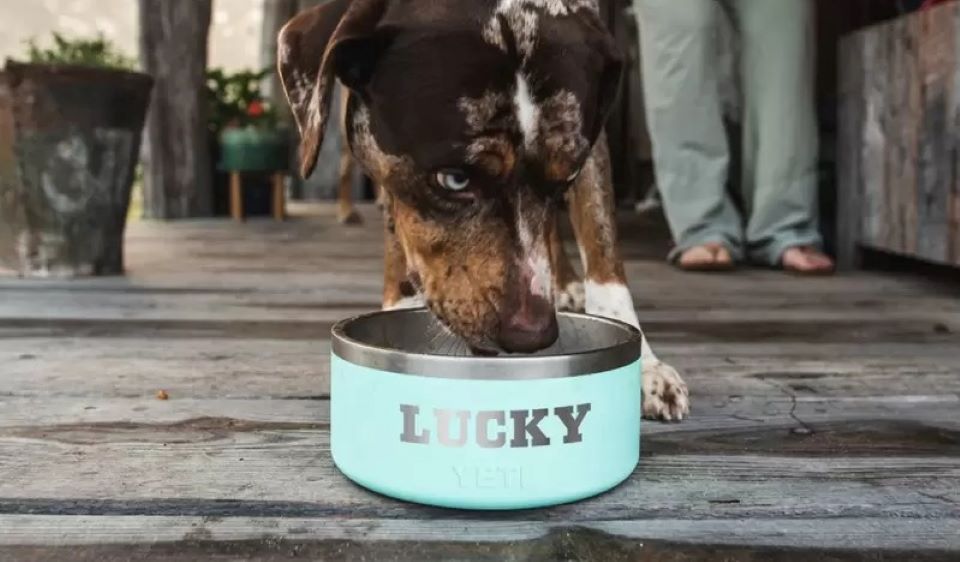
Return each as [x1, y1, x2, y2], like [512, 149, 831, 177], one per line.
[497, 294, 558, 353]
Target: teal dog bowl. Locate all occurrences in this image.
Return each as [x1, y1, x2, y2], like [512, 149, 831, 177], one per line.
[330, 309, 642, 510]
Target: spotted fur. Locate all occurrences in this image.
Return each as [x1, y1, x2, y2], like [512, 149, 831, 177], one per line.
[277, 0, 689, 420]
[483, 0, 600, 59]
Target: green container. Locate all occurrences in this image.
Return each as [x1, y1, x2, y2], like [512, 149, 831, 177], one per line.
[218, 126, 290, 173]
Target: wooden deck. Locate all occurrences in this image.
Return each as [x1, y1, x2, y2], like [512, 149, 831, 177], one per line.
[1, 204, 958, 561]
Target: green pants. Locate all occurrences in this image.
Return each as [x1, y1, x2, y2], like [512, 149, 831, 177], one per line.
[636, 0, 821, 266]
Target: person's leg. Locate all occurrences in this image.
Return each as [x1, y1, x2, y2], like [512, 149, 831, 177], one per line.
[735, 0, 832, 272]
[636, 0, 743, 266]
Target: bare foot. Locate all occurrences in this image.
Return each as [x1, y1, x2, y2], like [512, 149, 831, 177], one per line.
[677, 243, 734, 272]
[782, 246, 834, 275]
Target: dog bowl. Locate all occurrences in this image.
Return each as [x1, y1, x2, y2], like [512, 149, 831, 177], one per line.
[330, 309, 642, 510]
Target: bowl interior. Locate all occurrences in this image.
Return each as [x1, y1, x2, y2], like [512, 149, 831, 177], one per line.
[339, 309, 636, 357]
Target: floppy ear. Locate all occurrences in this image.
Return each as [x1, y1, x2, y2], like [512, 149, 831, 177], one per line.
[277, 0, 387, 178]
[581, 12, 625, 142]
[597, 43, 624, 128]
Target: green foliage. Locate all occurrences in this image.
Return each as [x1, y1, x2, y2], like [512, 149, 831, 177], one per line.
[25, 32, 136, 71]
[206, 67, 281, 133]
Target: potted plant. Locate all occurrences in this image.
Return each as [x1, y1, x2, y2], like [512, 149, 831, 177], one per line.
[206, 68, 290, 217]
[0, 33, 152, 277]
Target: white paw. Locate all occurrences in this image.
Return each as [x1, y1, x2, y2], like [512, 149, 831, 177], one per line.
[585, 281, 640, 329]
[642, 360, 689, 422]
[556, 280, 585, 312]
[383, 294, 425, 311]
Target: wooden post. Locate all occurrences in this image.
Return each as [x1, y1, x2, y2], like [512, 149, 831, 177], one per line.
[272, 173, 287, 222]
[139, 0, 214, 219]
[836, 30, 866, 270]
[261, 0, 298, 120]
[230, 172, 244, 222]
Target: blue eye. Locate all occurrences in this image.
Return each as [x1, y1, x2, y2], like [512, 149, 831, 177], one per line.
[436, 170, 470, 191]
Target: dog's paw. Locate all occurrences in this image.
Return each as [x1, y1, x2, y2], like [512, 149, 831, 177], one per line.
[556, 281, 585, 312]
[338, 208, 364, 225]
[642, 361, 689, 422]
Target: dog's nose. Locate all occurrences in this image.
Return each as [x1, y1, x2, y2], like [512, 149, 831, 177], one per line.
[497, 295, 559, 353]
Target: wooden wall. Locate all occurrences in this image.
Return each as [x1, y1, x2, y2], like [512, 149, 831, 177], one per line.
[838, 1, 960, 268]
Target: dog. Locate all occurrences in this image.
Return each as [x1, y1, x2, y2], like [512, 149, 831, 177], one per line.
[332, 91, 365, 225]
[278, 0, 688, 421]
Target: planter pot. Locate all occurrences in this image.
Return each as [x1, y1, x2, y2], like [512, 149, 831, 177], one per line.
[209, 131, 274, 218]
[218, 126, 290, 173]
[0, 62, 152, 277]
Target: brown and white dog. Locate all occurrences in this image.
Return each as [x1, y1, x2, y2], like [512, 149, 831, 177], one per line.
[278, 0, 688, 421]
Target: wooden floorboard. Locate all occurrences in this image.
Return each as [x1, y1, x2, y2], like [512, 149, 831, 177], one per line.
[0, 204, 957, 559]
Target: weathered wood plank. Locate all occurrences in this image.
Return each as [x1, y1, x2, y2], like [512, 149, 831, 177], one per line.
[1, 317, 956, 346]
[0, 195, 957, 557]
[0, 515, 958, 553]
[1, 394, 957, 437]
[1, 436, 957, 516]
[0, 394, 957, 513]
[2, 338, 959, 399]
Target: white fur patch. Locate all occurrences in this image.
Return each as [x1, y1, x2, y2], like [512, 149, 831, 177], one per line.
[514, 73, 540, 148]
[584, 281, 687, 420]
[517, 203, 552, 300]
[584, 280, 639, 329]
[384, 294, 426, 311]
[642, 361, 690, 421]
[556, 280, 585, 312]
[585, 280, 659, 364]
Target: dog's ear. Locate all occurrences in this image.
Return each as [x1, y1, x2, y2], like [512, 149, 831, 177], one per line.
[597, 42, 624, 134]
[582, 13, 624, 142]
[278, 0, 388, 178]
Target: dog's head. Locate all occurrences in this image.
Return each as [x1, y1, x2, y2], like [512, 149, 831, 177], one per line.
[279, 0, 622, 354]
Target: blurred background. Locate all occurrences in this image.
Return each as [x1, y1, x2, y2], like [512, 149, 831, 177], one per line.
[0, 0, 956, 275]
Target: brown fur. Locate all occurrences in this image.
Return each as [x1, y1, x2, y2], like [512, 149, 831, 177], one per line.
[567, 135, 626, 284]
[279, 0, 623, 352]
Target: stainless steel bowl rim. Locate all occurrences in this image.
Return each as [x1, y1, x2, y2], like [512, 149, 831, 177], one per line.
[331, 309, 641, 379]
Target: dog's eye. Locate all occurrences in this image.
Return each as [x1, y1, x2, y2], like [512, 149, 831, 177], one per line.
[566, 168, 582, 183]
[435, 170, 471, 192]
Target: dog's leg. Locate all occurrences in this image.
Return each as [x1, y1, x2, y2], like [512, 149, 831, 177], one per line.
[375, 185, 388, 212]
[381, 194, 424, 310]
[549, 213, 585, 313]
[568, 136, 689, 421]
[336, 88, 362, 225]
